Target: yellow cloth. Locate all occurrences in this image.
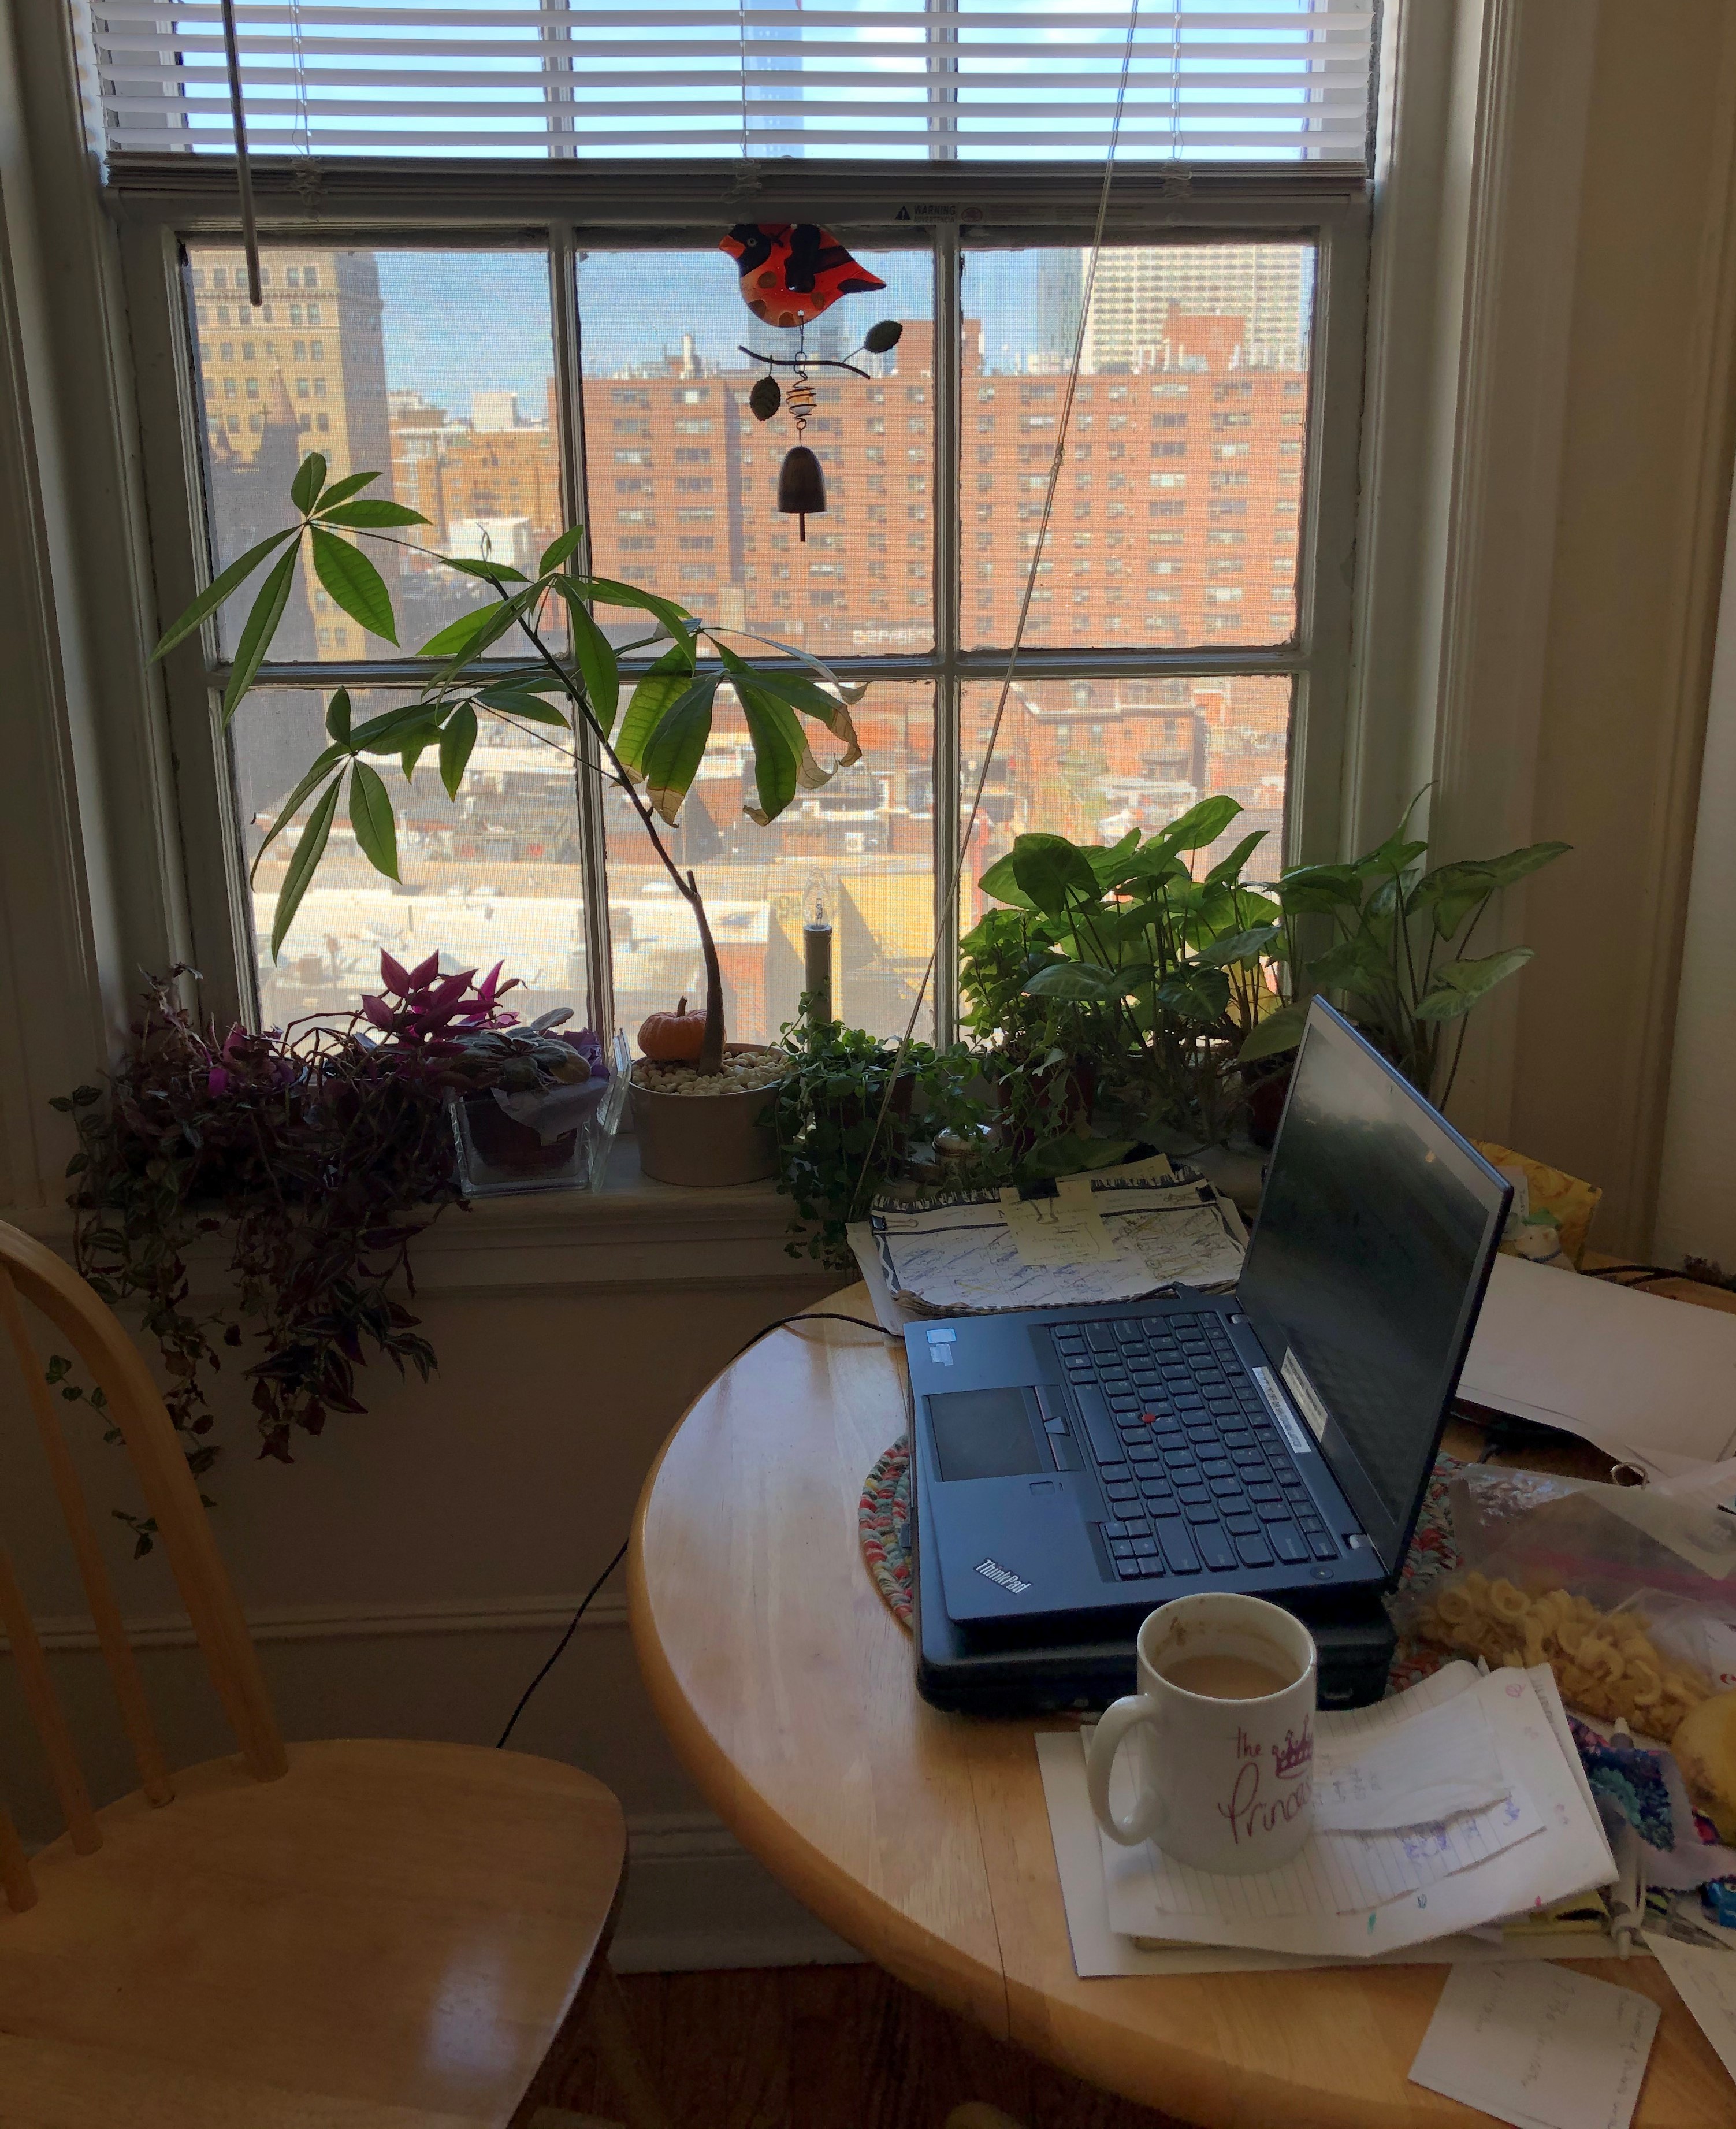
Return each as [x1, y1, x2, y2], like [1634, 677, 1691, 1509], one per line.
[1473, 1139, 1602, 1270]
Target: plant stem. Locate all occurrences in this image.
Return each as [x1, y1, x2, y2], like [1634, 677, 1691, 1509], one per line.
[498, 592, 728, 1071]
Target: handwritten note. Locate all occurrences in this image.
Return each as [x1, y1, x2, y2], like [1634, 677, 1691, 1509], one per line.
[1645, 1934, 1736, 2088]
[1313, 1692, 1510, 1831]
[1408, 1961, 1659, 2129]
[998, 1188, 1121, 1266]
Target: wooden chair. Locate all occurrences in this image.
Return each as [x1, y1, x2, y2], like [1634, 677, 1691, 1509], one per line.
[0, 1218, 668, 2129]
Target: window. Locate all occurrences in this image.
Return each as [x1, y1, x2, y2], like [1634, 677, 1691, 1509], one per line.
[114, 125, 1367, 1050]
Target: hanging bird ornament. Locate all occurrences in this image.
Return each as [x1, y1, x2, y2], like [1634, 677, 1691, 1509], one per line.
[719, 221, 903, 543]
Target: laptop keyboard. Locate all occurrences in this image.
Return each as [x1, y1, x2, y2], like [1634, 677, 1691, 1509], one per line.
[1048, 1312, 1342, 1582]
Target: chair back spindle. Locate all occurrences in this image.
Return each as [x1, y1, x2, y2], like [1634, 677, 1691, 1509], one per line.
[0, 1269, 173, 1806]
[0, 1224, 285, 1871]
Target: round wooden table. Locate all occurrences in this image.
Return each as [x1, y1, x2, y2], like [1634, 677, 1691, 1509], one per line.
[627, 1288, 1728, 2127]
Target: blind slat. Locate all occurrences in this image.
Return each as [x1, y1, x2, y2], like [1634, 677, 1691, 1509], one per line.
[88, 0, 1375, 164]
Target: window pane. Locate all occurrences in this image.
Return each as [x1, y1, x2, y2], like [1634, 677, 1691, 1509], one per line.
[238, 687, 589, 1030]
[187, 246, 564, 661]
[961, 675, 1292, 923]
[578, 248, 934, 658]
[607, 681, 935, 1046]
[961, 243, 1311, 649]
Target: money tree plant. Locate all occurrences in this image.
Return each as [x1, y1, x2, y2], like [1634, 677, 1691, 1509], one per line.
[153, 451, 865, 1071]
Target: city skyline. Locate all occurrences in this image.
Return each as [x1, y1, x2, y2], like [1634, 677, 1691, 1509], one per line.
[188, 239, 1310, 1040]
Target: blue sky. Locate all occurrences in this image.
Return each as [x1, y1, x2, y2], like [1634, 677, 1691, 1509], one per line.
[376, 243, 1062, 418]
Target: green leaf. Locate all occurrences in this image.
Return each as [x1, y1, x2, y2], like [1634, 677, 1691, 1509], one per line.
[977, 851, 1036, 911]
[641, 676, 720, 823]
[1307, 930, 1392, 996]
[562, 595, 622, 738]
[1205, 830, 1267, 886]
[310, 527, 398, 644]
[1238, 1000, 1309, 1063]
[615, 647, 697, 776]
[1084, 830, 1141, 886]
[1356, 835, 1427, 880]
[416, 600, 508, 661]
[248, 746, 346, 878]
[1194, 923, 1281, 969]
[1277, 862, 1362, 916]
[1010, 833, 1102, 919]
[440, 555, 529, 584]
[737, 687, 801, 823]
[473, 686, 573, 729]
[151, 526, 298, 660]
[347, 760, 399, 880]
[349, 701, 448, 752]
[1157, 967, 1231, 1024]
[324, 688, 352, 744]
[402, 736, 430, 781]
[1149, 794, 1240, 856]
[439, 703, 477, 800]
[222, 541, 301, 724]
[314, 499, 429, 529]
[1411, 841, 1572, 940]
[731, 660, 862, 760]
[571, 574, 696, 653]
[1412, 947, 1535, 1021]
[289, 452, 328, 514]
[540, 525, 586, 573]
[269, 776, 341, 960]
[1022, 959, 1125, 1002]
[310, 469, 384, 511]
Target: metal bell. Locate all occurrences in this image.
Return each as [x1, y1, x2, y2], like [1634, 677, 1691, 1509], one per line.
[776, 444, 826, 541]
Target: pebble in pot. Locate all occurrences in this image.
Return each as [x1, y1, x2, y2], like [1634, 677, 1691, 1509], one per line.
[630, 1000, 789, 1186]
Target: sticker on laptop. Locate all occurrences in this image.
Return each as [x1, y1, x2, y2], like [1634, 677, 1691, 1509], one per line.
[1251, 1365, 1313, 1459]
[925, 1327, 955, 1366]
[1280, 1348, 1332, 1443]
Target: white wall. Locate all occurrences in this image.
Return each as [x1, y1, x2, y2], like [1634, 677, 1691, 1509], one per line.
[1655, 463, 1736, 1271]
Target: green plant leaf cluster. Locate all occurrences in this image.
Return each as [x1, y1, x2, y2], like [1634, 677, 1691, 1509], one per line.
[964, 796, 1570, 1135]
[151, 454, 866, 985]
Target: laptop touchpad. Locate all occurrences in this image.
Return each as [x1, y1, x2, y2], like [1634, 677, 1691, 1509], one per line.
[927, 1388, 1045, 1481]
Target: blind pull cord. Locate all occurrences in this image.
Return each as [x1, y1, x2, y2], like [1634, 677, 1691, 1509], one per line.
[218, 0, 263, 310]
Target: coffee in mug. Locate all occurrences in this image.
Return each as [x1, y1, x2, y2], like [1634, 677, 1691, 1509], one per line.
[1085, 1592, 1317, 1874]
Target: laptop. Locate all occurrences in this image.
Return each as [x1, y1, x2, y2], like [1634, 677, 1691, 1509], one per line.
[904, 998, 1512, 1707]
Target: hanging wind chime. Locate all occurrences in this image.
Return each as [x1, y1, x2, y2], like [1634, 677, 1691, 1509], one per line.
[719, 222, 904, 542]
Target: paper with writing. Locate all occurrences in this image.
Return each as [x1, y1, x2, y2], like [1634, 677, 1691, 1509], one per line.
[1036, 1725, 1633, 1979]
[1644, 1934, 1736, 2089]
[1312, 1692, 1509, 1831]
[1096, 1664, 1614, 1958]
[1407, 1961, 1658, 2129]
[998, 1187, 1122, 1266]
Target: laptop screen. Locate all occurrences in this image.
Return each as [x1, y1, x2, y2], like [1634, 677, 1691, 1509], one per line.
[1237, 1000, 1511, 1575]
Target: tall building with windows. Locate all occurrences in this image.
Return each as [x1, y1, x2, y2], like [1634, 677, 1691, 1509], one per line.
[1040, 244, 1313, 373]
[192, 246, 396, 659]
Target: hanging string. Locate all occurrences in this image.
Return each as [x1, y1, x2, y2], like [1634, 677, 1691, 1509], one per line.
[847, 0, 1144, 1212]
[218, 0, 263, 309]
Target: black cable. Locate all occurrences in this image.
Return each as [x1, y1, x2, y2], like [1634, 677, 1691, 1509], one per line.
[495, 1313, 896, 1747]
[727, 1309, 896, 1364]
[496, 1537, 628, 1749]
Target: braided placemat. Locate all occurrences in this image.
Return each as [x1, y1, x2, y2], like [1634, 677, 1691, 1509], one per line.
[858, 1438, 1464, 1689]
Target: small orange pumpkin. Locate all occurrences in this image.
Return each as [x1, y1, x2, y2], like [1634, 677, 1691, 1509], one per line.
[638, 996, 706, 1063]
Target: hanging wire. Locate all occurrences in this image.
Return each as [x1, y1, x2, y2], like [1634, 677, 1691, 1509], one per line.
[218, 0, 263, 309]
[847, 0, 1144, 1212]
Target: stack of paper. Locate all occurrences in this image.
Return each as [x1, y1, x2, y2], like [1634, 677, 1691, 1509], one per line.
[867, 1157, 1247, 1316]
[1039, 1659, 1619, 1976]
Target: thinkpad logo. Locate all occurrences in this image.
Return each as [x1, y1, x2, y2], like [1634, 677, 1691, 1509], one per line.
[975, 1557, 1031, 1595]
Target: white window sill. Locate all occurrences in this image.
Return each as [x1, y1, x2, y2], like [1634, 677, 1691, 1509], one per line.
[4, 1137, 834, 1295]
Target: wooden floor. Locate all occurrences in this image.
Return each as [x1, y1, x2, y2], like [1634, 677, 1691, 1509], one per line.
[550, 1964, 1185, 2129]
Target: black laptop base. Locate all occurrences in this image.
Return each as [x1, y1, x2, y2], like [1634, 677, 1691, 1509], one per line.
[911, 1467, 1396, 1715]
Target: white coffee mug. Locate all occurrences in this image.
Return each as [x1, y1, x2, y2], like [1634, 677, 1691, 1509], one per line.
[1086, 1592, 1317, 1874]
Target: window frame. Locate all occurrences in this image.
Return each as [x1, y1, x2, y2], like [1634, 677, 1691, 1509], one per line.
[110, 159, 1369, 1043]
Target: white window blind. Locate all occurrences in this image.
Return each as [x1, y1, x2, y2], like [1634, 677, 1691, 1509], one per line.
[88, 2, 1375, 163]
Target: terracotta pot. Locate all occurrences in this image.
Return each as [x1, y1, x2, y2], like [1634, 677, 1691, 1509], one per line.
[631, 1046, 789, 1186]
